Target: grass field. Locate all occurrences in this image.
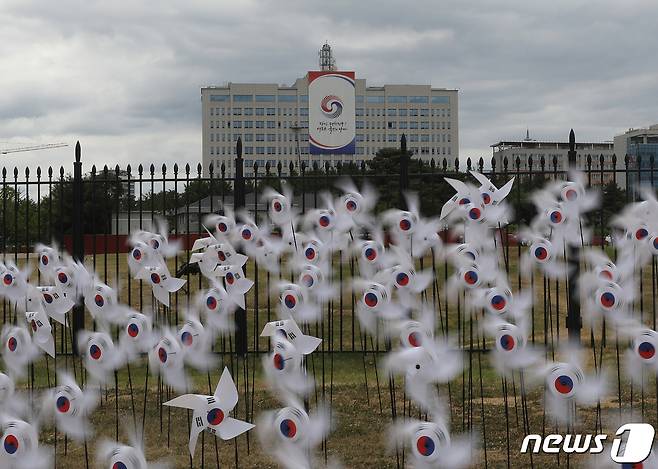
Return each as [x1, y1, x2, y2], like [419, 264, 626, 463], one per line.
[3, 247, 658, 468]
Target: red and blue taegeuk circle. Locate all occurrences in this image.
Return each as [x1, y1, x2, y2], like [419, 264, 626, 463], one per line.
[279, 419, 297, 438]
[206, 295, 218, 310]
[301, 274, 314, 288]
[396, 272, 410, 287]
[534, 246, 548, 261]
[549, 210, 563, 224]
[364, 292, 378, 308]
[181, 331, 193, 346]
[3, 434, 18, 455]
[207, 408, 224, 425]
[565, 188, 577, 201]
[89, 344, 102, 360]
[319, 215, 331, 227]
[639, 341, 656, 360]
[408, 332, 422, 347]
[490, 294, 506, 311]
[127, 323, 140, 338]
[468, 207, 481, 220]
[284, 294, 296, 309]
[416, 435, 435, 457]
[56, 395, 70, 413]
[499, 334, 515, 351]
[636, 228, 649, 240]
[554, 375, 574, 395]
[463, 270, 479, 285]
[94, 294, 105, 307]
[600, 291, 616, 308]
[158, 347, 168, 363]
[273, 353, 285, 370]
[7, 337, 17, 352]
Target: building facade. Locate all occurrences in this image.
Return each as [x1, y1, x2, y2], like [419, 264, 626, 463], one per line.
[614, 124, 658, 192]
[201, 72, 458, 177]
[491, 138, 616, 186]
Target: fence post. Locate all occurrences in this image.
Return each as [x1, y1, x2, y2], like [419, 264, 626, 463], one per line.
[399, 133, 409, 209]
[71, 141, 85, 354]
[566, 129, 582, 344]
[233, 137, 248, 356]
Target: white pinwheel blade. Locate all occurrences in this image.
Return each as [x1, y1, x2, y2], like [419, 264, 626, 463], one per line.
[152, 286, 170, 306]
[192, 237, 214, 251]
[496, 177, 515, 202]
[189, 253, 203, 264]
[189, 408, 205, 457]
[36, 330, 55, 358]
[164, 277, 186, 293]
[163, 394, 203, 410]
[439, 196, 459, 221]
[217, 417, 254, 440]
[215, 367, 238, 412]
[444, 177, 471, 195]
[469, 170, 494, 189]
[294, 334, 322, 355]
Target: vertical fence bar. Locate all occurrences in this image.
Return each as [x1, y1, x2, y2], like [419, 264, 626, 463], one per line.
[234, 137, 247, 357]
[399, 134, 409, 209]
[566, 130, 582, 344]
[72, 142, 85, 352]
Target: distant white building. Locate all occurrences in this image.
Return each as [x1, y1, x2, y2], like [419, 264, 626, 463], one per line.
[201, 43, 458, 177]
[491, 132, 616, 186]
[614, 124, 658, 191]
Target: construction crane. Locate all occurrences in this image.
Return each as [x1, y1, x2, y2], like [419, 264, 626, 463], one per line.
[1, 143, 69, 155]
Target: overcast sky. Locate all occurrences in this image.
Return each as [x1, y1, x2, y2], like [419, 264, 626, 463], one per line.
[1, 0, 657, 173]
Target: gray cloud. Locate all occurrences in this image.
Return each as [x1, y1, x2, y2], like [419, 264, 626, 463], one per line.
[1, 0, 657, 173]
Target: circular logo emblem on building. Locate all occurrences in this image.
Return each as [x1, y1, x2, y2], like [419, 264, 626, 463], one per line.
[320, 95, 343, 119]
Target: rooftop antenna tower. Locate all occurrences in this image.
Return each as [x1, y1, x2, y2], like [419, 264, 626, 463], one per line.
[318, 42, 336, 71]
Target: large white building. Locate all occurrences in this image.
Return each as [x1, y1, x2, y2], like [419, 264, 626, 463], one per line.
[201, 45, 458, 177]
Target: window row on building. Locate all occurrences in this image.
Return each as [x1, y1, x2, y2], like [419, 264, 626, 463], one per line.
[209, 107, 452, 118]
[209, 145, 452, 157]
[209, 120, 452, 132]
[209, 132, 451, 143]
[208, 94, 451, 105]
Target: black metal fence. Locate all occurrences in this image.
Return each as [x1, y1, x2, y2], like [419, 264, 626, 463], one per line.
[0, 132, 654, 357]
[5, 131, 658, 467]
